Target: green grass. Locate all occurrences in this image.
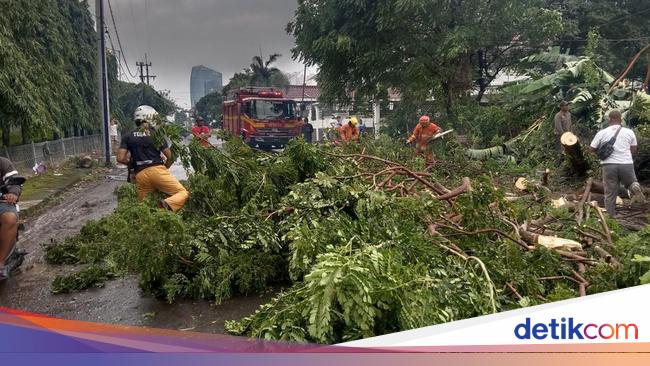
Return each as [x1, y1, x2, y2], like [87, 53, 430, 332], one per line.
[20, 163, 93, 202]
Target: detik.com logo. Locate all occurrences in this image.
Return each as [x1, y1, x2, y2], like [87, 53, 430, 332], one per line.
[514, 318, 638, 340]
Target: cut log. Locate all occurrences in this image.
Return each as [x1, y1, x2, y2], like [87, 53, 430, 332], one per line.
[515, 177, 530, 191]
[519, 225, 583, 251]
[466, 145, 506, 160]
[589, 180, 630, 198]
[586, 194, 624, 207]
[514, 177, 551, 195]
[551, 197, 576, 210]
[561, 132, 589, 175]
[77, 155, 94, 169]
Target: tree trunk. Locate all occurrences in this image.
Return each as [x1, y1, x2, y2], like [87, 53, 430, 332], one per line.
[2, 128, 10, 147]
[475, 50, 488, 102]
[466, 145, 507, 160]
[561, 132, 588, 175]
[441, 82, 455, 122]
[21, 123, 29, 144]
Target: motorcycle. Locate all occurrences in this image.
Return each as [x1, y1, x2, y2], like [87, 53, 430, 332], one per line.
[1, 175, 27, 281]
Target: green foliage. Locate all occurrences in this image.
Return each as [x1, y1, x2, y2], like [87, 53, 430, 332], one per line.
[223, 53, 289, 95]
[195, 92, 223, 125]
[45, 135, 650, 344]
[51, 266, 116, 294]
[287, 0, 561, 116]
[0, 0, 99, 139]
[249, 53, 289, 89]
[0, 0, 176, 142]
[109, 81, 176, 128]
[546, 0, 650, 81]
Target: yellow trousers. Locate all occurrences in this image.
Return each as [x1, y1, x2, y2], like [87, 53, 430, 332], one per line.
[134, 165, 189, 212]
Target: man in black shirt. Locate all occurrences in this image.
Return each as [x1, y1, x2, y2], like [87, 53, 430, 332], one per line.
[301, 117, 314, 143]
[117, 105, 188, 212]
[0, 157, 22, 280]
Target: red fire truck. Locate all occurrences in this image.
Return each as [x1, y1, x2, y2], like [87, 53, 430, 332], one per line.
[222, 87, 303, 149]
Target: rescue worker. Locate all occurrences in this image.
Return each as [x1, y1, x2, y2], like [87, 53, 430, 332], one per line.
[117, 105, 189, 212]
[339, 117, 360, 143]
[407, 115, 442, 167]
[192, 116, 211, 147]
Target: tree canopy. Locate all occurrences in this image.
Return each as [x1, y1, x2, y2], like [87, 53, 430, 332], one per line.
[223, 54, 290, 95]
[287, 0, 563, 117]
[195, 91, 224, 126]
[547, 0, 650, 80]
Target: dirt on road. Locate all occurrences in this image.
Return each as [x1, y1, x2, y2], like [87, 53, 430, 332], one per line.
[0, 169, 271, 333]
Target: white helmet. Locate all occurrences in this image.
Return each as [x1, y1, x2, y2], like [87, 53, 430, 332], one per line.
[133, 105, 158, 126]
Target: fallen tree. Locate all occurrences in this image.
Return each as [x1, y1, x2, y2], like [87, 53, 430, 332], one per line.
[43, 136, 650, 344]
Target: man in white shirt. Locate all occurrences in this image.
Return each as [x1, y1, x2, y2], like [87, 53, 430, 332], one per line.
[589, 110, 645, 217]
[110, 119, 120, 153]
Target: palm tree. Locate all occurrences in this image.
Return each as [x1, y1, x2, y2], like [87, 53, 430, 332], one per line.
[250, 53, 289, 88]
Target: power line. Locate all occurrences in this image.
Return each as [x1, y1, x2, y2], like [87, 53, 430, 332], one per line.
[128, 0, 140, 49]
[105, 17, 134, 82]
[105, 22, 116, 53]
[107, 0, 138, 78]
[144, 0, 151, 53]
[559, 35, 650, 43]
[597, 7, 650, 28]
[104, 23, 122, 79]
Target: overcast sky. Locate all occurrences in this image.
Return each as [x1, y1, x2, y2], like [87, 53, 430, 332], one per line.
[90, 0, 315, 108]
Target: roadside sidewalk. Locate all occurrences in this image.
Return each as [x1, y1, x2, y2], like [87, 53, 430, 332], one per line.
[19, 162, 108, 217]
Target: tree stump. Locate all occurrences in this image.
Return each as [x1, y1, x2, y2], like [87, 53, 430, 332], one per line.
[561, 132, 588, 175]
[77, 155, 94, 169]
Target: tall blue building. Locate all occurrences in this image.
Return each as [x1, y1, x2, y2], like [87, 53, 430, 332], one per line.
[190, 65, 223, 107]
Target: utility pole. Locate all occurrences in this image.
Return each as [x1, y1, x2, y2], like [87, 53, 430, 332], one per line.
[136, 54, 155, 105]
[136, 54, 156, 85]
[302, 64, 307, 103]
[137, 61, 146, 84]
[95, 0, 111, 166]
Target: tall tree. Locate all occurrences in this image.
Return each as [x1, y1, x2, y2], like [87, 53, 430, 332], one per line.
[0, 0, 99, 143]
[223, 68, 254, 95]
[195, 91, 224, 126]
[287, 0, 562, 120]
[250, 53, 289, 88]
[545, 0, 650, 80]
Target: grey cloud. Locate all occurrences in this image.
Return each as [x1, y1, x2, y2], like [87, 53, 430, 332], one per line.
[92, 0, 308, 108]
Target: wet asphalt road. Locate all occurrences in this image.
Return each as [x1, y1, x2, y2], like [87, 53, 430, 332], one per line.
[0, 146, 273, 333]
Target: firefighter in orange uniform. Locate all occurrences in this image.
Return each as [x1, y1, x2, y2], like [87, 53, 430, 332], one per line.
[339, 117, 360, 143]
[407, 115, 442, 167]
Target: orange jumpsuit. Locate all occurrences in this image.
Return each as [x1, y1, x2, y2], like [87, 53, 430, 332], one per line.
[407, 122, 441, 165]
[339, 124, 359, 142]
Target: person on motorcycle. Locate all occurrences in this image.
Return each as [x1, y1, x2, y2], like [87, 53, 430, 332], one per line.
[117, 105, 189, 212]
[0, 157, 22, 281]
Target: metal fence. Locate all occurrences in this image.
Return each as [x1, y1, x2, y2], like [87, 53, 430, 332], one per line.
[0, 135, 104, 173]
